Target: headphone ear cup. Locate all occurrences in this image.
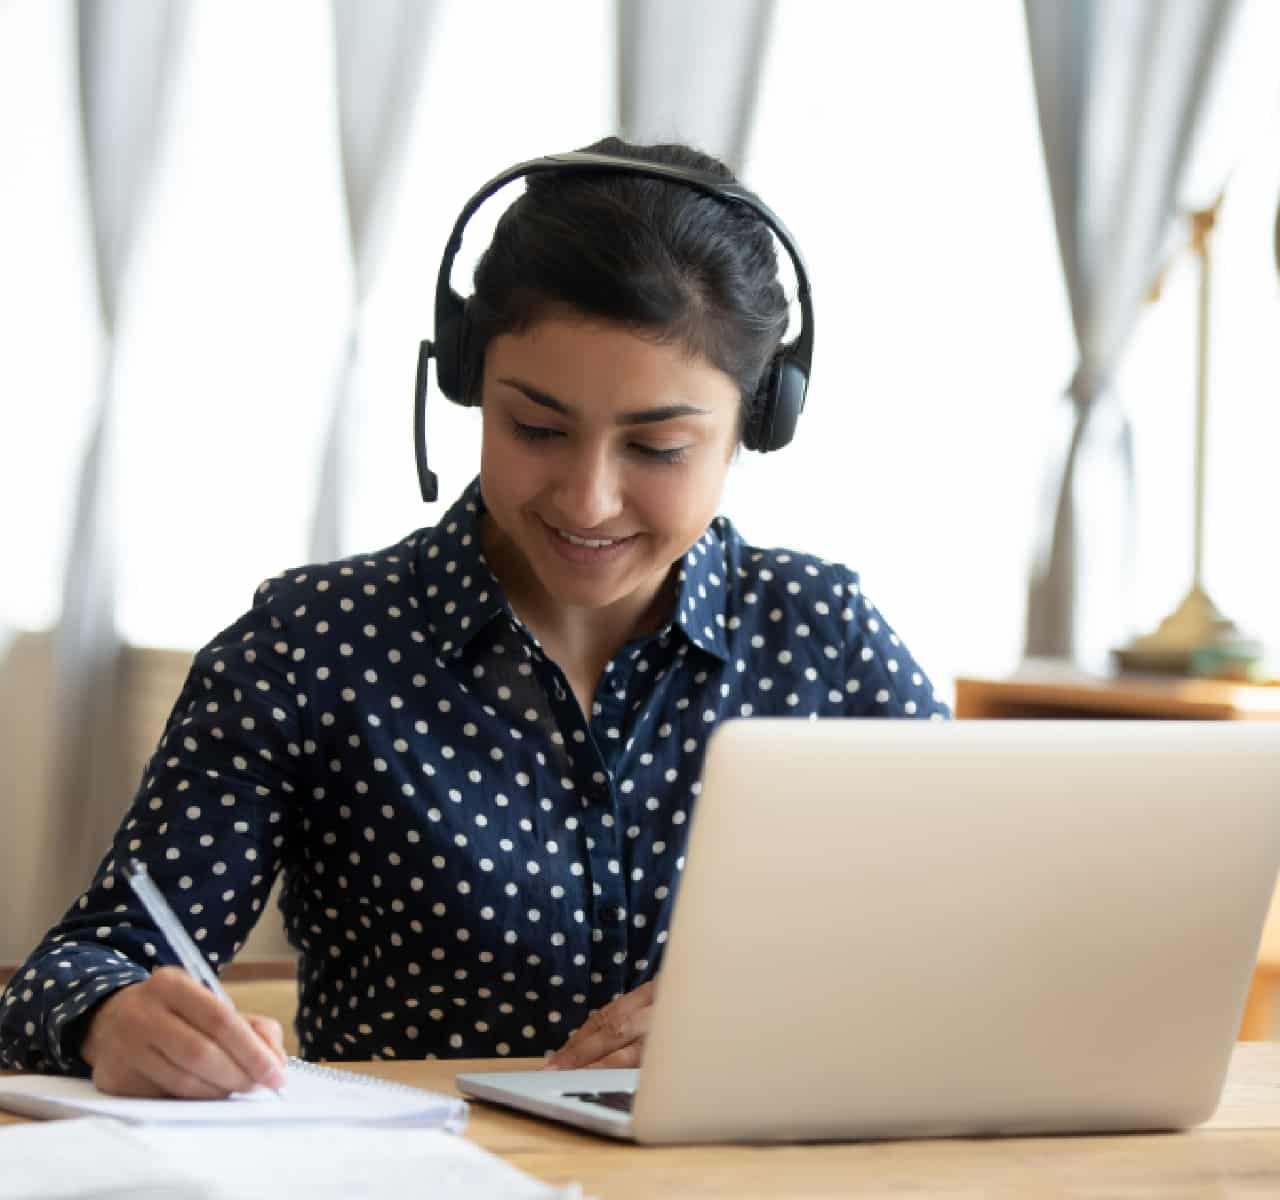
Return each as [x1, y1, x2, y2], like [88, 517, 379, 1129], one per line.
[434, 312, 460, 403]
[433, 300, 476, 406]
[454, 305, 479, 407]
[744, 354, 807, 452]
[742, 357, 779, 451]
[765, 357, 807, 450]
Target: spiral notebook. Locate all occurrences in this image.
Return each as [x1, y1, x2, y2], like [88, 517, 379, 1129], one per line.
[0, 1057, 467, 1131]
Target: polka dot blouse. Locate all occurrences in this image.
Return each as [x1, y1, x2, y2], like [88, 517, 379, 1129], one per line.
[0, 478, 950, 1073]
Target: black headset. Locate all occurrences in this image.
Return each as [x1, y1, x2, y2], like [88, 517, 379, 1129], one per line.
[414, 150, 815, 502]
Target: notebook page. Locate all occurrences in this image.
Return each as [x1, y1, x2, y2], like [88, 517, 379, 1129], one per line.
[0, 1061, 466, 1130]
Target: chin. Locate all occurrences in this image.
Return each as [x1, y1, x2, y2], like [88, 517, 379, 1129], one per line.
[537, 570, 634, 612]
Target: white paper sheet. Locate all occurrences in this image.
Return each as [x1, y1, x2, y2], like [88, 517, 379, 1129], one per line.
[0, 1118, 214, 1199]
[136, 1124, 581, 1199]
[0, 1117, 580, 1200]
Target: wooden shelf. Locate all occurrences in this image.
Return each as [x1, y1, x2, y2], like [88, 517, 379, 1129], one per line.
[955, 662, 1280, 722]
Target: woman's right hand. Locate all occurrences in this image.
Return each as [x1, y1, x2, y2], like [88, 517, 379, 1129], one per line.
[80, 966, 288, 1098]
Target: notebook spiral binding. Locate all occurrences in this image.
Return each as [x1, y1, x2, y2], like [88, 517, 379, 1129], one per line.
[285, 1055, 447, 1099]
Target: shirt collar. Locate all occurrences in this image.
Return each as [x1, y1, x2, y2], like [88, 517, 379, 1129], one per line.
[664, 523, 731, 663]
[412, 479, 508, 658]
[413, 479, 732, 664]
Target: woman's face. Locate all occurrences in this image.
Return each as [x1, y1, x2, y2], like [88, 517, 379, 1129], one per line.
[478, 314, 740, 626]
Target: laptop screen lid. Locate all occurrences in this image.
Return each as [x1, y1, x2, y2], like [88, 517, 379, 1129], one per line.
[628, 718, 1280, 1143]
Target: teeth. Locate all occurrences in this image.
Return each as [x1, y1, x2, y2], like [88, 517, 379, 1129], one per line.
[557, 529, 617, 548]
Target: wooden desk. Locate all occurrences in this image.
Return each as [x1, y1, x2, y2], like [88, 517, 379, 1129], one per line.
[7, 1049, 1280, 1196]
[955, 664, 1280, 1041]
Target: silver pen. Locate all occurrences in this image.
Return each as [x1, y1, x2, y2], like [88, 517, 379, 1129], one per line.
[125, 857, 284, 1095]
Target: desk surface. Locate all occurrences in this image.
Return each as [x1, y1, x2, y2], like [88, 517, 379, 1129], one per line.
[8, 1044, 1280, 1197]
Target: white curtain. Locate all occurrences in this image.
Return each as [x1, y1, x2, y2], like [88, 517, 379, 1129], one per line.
[617, 0, 774, 170]
[0, 0, 615, 959]
[44, 0, 191, 918]
[1022, 0, 1241, 663]
[309, 0, 436, 561]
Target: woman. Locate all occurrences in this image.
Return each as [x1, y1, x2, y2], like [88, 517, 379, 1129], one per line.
[0, 138, 949, 1097]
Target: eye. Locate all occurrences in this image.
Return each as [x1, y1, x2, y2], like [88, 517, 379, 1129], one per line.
[510, 420, 563, 444]
[631, 444, 690, 466]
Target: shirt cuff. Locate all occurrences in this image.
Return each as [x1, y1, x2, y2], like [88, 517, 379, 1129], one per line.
[50, 966, 149, 1075]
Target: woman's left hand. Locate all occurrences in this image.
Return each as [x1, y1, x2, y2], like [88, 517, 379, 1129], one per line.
[543, 979, 657, 1070]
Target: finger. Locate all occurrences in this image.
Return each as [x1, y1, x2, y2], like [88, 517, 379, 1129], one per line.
[91, 1048, 225, 1100]
[92, 1062, 167, 1099]
[147, 1006, 263, 1094]
[547, 1000, 653, 1070]
[634, 980, 658, 1001]
[613, 980, 657, 1009]
[564, 982, 656, 1049]
[581, 1041, 645, 1070]
[568, 981, 655, 1048]
[244, 1013, 288, 1065]
[155, 972, 287, 1090]
[548, 1008, 621, 1069]
[140, 1044, 233, 1100]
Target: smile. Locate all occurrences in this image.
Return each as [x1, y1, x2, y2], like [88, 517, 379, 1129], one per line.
[538, 517, 637, 566]
[555, 528, 626, 548]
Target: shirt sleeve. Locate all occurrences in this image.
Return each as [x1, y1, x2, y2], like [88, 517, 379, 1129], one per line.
[0, 577, 305, 1074]
[840, 575, 951, 719]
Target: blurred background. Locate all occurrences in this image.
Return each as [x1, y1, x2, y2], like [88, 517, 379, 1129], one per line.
[1, 0, 1278, 960]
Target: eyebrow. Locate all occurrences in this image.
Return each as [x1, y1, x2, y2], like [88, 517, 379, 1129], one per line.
[497, 378, 711, 426]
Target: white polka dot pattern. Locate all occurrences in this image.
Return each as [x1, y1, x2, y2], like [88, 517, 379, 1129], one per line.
[0, 479, 949, 1073]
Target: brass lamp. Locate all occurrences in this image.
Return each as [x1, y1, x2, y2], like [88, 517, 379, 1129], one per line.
[1113, 198, 1260, 676]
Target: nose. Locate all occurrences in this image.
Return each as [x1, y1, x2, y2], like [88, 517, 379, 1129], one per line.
[550, 442, 624, 532]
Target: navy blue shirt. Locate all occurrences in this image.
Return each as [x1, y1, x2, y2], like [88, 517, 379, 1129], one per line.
[0, 479, 949, 1072]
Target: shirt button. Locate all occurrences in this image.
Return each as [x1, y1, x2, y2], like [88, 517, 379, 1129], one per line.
[603, 906, 625, 925]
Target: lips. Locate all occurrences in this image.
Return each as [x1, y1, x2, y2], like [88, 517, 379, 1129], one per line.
[538, 517, 637, 566]
[556, 528, 625, 548]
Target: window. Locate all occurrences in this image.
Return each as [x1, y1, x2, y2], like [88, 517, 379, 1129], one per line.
[740, 0, 1072, 691]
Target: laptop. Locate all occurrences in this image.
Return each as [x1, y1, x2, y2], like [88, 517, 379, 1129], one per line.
[457, 718, 1280, 1143]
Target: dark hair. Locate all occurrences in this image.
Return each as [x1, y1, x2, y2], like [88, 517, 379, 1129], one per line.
[464, 136, 790, 437]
